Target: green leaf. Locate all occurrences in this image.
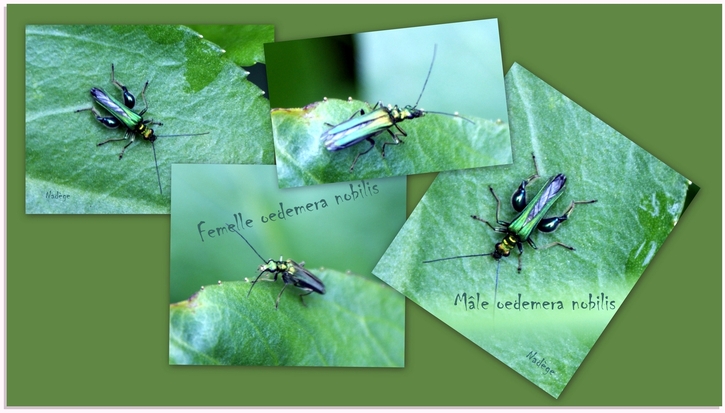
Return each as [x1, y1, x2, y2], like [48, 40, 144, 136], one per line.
[272, 98, 512, 188]
[26, 25, 275, 214]
[169, 268, 404, 366]
[373, 63, 696, 397]
[187, 25, 273, 66]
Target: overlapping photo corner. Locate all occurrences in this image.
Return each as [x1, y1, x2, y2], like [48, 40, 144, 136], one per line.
[25, 24, 274, 214]
[373, 63, 698, 397]
[169, 164, 406, 367]
[265, 19, 513, 188]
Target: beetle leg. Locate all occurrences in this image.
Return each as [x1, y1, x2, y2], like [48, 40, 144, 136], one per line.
[537, 241, 576, 251]
[471, 214, 508, 233]
[511, 154, 543, 212]
[529, 153, 541, 180]
[350, 108, 367, 119]
[380, 126, 406, 158]
[246, 269, 279, 299]
[97, 128, 132, 149]
[486, 185, 510, 226]
[144, 119, 164, 127]
[275, 284, 289, 310]
[115, 131, 138, 160]
[77, 106, 123, 129]
[538, 199, 598, 233]
[530, 236, 577, 259]
[298, 290, 313, 307]
[392, 122, 408, 137]
[349, 137, 376, 171]
[110, 63, 137, 109]
[138, 81, 150, 116]
[96, 135, 127, 146]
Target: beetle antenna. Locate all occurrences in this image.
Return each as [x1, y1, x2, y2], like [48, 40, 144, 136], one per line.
[227, 225, 267, 264]
[423, 111, 475, 125]
[246, 270, 267, 298]
[151, 141, 162, 195]
[422, 252, 493, 264]
[157, 132, 210, 139]
[414, 44, 437, 108]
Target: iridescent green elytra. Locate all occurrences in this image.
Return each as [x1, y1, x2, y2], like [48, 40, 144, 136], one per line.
[424, 154, 597, 304]
[75, 64, 209, 194]
[321, 45, 473, 171]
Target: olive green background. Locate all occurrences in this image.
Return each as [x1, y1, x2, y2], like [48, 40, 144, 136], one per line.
[8, 4, 720, 406]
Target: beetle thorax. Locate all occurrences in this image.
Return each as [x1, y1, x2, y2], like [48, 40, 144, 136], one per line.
[495, 234, 520, 258]
[137, 123, 157, 142]
[259, 259, 278, 272]
[399, 105, 425, 120]
[386, 105, 402, 119]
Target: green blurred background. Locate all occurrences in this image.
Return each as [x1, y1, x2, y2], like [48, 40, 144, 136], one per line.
[8, 4, 721, 406]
